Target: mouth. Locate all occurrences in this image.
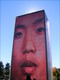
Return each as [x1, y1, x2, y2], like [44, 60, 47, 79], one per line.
[24, 66, 35, 74]
[21, 61, 37, 74]
[26, 75, 37, 80]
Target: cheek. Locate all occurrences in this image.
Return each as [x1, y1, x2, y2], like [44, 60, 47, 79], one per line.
[13, 38, 24, 60]
[34, 33, 46, 59]
[34, 33, 45, 50]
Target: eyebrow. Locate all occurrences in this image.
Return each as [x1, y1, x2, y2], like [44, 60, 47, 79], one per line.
[15, 18, 44, 30]
[15, 25, 26, 30]
[33, 18, 44, 25]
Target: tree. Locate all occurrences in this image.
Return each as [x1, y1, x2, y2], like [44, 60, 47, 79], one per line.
[0, 61, 4, 77]
[5, 63, 10, 77]
[53, 67, 60, 80]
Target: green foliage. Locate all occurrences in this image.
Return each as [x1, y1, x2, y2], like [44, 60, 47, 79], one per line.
[0, 61, 10, 80]
[53, 76, 57, 80]
[53, 67, 60, 80]
[5, 63, 10, 76]
[0, 61, 4, 77]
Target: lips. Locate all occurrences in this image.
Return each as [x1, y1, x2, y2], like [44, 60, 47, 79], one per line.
[21, 61, 37, 74]
[24, 66, 35, 74]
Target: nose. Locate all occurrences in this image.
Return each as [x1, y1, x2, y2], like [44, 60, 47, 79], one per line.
[23, 32, 36, 54]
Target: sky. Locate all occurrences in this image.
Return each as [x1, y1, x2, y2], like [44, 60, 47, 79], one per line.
[0, 0, 60, 68]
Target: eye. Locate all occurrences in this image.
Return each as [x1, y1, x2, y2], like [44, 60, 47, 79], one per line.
[36, 27, 45, 33]
[14, 32, 23, 38]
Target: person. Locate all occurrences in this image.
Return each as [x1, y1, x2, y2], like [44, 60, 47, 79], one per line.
[11, 10, 47, 80]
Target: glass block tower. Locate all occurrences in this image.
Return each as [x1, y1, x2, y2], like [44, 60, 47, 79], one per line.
[11, 10, 53, 80]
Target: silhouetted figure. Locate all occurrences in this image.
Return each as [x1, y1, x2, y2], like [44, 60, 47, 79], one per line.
[26, 75, 31, 80]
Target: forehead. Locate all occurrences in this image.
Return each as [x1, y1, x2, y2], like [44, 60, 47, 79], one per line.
[15, 11, 44, 26]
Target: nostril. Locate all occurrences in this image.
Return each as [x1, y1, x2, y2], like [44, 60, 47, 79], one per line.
[23, 49, 29, 54]
[30, 50, 34, 53]
[23, 49, 35, 54]
[23, 49, 27, 54]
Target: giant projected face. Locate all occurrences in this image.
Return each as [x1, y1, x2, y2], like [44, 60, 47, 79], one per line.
[11, 11, 47, 80]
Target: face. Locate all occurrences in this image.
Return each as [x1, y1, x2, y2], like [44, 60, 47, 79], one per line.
[11, 12, 47, 80]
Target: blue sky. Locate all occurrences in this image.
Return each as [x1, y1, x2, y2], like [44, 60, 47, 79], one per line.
[0, 0, 60, 68]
